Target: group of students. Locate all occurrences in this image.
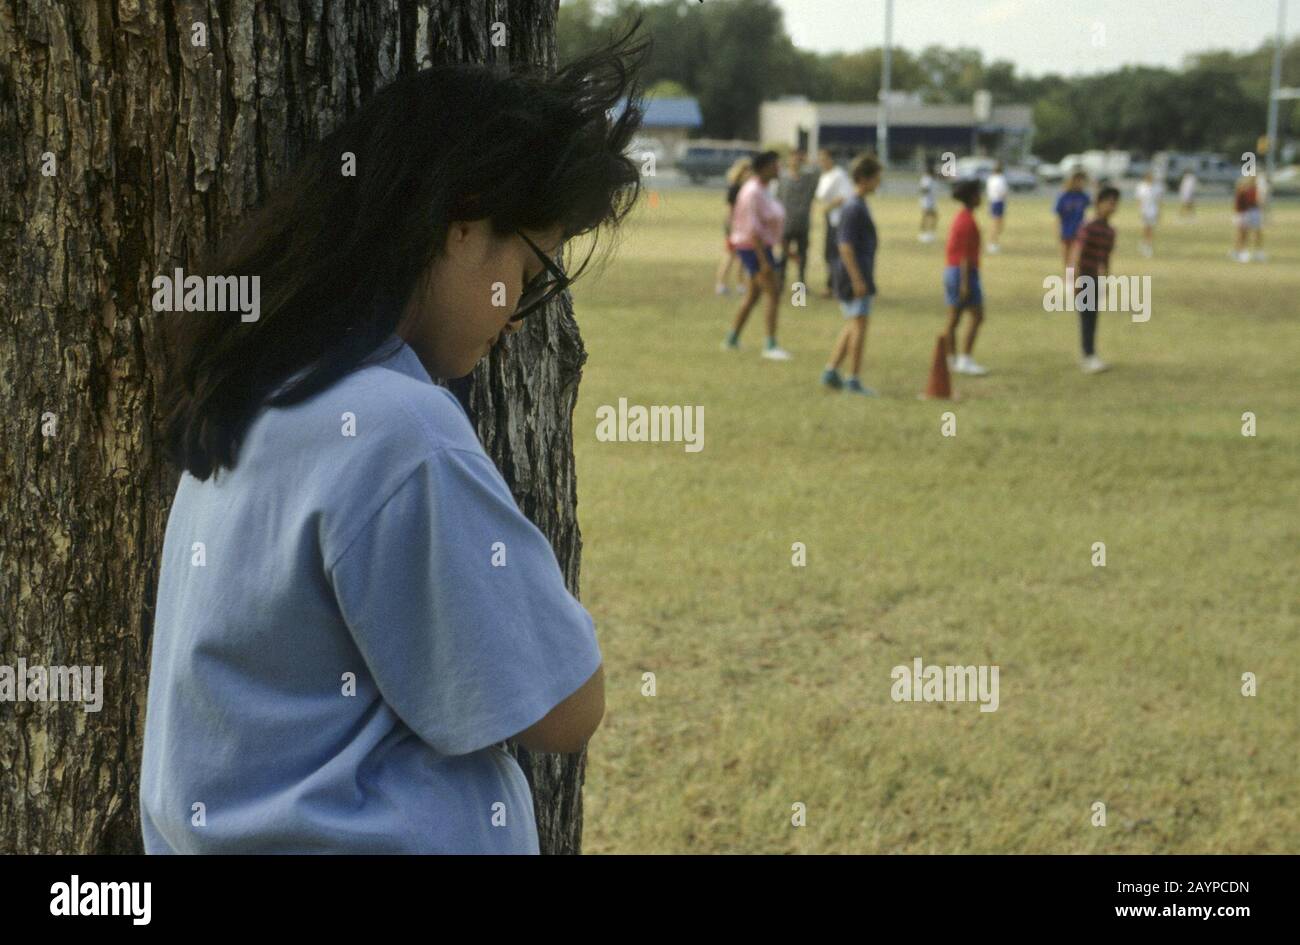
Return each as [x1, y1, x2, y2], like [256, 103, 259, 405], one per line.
[711, 147, 1021, 392]
[946, 168, 1122, 375]
[1064, 165, 1268, 264]
[1052, 172, 1123, 373]
[716, 146, 849, 362]
[714, 145, 1274, 394]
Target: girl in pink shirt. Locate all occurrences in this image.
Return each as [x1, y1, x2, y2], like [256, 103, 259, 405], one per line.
[722, 150, 792, 360]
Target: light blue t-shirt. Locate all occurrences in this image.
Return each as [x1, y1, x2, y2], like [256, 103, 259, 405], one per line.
[140, 333, 602, 853]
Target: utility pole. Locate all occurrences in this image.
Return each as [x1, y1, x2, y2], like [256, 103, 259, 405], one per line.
[879, 0, 893, 167]
[1266, 0, 1288, 181]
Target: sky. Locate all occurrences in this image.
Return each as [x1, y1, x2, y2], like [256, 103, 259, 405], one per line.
[775, 0, 1289, 76]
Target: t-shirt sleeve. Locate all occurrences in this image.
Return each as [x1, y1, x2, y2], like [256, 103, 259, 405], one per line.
[327, 447, 602, 757]
[836, 201, 863, 246]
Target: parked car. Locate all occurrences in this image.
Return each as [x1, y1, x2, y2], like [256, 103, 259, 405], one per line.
[953, 156, 996, 181]
[953, 156, 1038, 191]
[676, 140, 759, 183]
[1036, 154, 1080, 183]
[1269, 164, 1300, 196]
[1003, 167, 1038, 191]
[1156, 152, 1240, 190]
[1039, 151, 1132, 185]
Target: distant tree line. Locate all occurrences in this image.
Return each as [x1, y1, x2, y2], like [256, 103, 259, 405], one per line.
[560, 0, 1300, 161]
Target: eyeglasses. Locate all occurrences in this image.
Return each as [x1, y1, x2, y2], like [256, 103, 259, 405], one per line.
[510, 231, 570, 323]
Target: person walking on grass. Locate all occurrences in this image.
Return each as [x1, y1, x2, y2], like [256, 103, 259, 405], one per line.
[722, 150, 792, 359]
[1135, 170, 1162, 257]
[778, 147, 819, 290]
[918, 160, 939, 243]
[1178, 169, 1197, 219]
[815, 148, 855, 299]
[943, 179, 991, 376]
[1054, 170, 1092, 266]
[986, 162, 1009, 253]
[714, 157, 752, 295]
[821, 155, 883, 396]
[1068, 185, 1120, 374]
[1232, 176, 1265, 263]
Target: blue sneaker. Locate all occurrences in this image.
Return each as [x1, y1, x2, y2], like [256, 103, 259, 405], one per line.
[821, 368, 843, 389]
[844, 377, 877, 397]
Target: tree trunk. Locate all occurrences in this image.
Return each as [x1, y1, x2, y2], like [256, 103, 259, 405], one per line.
[0, 0, 590, 855]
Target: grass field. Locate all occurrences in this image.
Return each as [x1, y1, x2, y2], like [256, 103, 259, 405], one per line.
[566, 186, 1298, 854]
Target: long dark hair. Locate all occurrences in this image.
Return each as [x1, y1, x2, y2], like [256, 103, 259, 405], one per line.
[161, 33, 646, 481]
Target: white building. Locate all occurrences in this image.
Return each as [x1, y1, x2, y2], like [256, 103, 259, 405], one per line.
[760, 94, 1034, 164]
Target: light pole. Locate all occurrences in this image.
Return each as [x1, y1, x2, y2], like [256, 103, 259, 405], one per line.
[1266, 0, 1288, 181]
[879, 0, 893, 167]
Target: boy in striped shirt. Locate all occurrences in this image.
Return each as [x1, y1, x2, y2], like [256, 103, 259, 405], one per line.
[1068, 186, 1120, 374]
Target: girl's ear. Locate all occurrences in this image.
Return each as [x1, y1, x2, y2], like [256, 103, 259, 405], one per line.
[445, 220, 472, 246]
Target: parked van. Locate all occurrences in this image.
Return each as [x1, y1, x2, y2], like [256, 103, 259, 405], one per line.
[676, 140, 759, 184]
[1156, 152, 1239, 190]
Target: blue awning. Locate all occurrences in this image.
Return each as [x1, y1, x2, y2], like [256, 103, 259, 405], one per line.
[616, 97, 703, 129]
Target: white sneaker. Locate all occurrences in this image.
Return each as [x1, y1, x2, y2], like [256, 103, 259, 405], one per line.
[761, 346, 793, 361]
[987, 243, 1000, 254]
[1081, 355, 1110, 374]
[715, 283, 729, 295]
[955, 355, 989, 376]
[1236, 250, 1251, 263]
[721, 338, 740, 351]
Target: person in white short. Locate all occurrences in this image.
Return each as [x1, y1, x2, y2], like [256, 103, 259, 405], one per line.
[918, 160, 938, 243]
[986, 163, 1009, 253]
[1135, 171, 1162, 257]
[1178, 170, 1197, 219]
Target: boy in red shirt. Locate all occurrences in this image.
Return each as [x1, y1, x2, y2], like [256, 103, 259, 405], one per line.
[942, 180, 989, 375]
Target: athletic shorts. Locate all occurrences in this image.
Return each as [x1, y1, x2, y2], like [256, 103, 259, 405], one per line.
[736, 246, 777, 275]
[990, 200, 1006, 218]
[1235, 208, 1262, 230]
[943, 265, 983, 308]
[783, 229, 809, 254]
[1141, 207, 1159, 226]
[840, 295, 872, 318]
[920, 197, 936, 212]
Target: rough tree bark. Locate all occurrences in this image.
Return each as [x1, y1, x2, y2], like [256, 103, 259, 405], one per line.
[0, 0, 592, 854]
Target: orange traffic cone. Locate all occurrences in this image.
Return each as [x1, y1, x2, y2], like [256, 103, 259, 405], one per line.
[920, 334, 954, 400]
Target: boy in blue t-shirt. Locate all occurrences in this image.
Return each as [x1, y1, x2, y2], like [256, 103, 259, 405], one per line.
[1054, 171, 1092, 265]
[821, 154, 882, 396]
